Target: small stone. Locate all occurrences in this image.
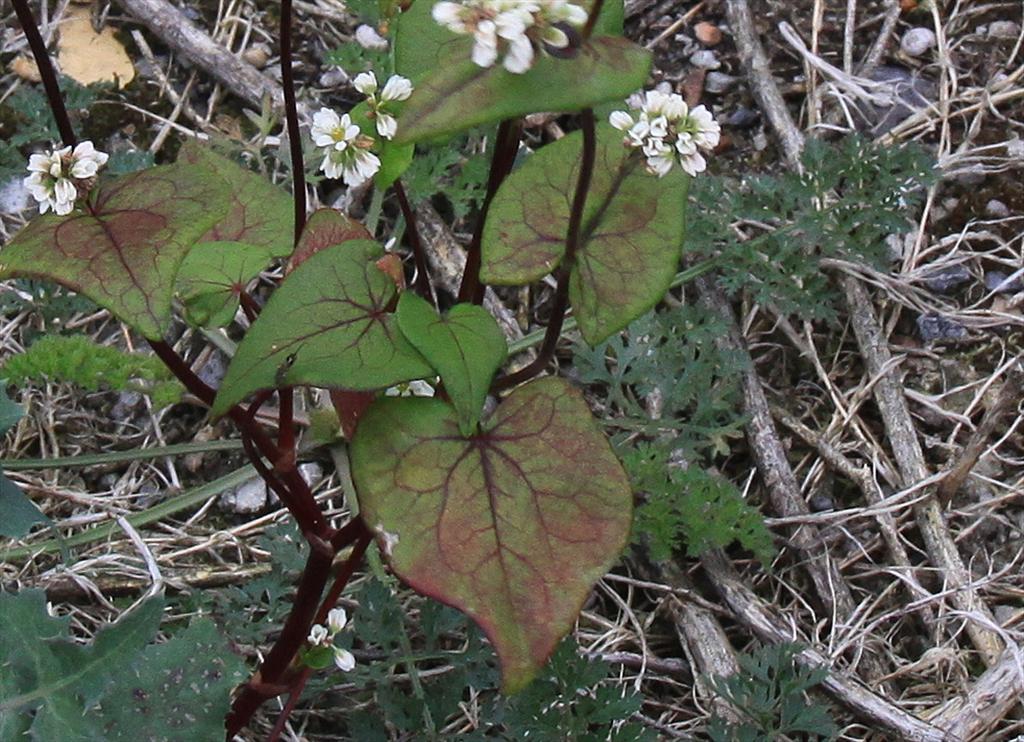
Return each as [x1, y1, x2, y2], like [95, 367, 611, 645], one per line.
[197, 350, 228, 388]
[319, 67, 348, 87]
[0, 177, 31, 215]
[299, 462, 323, 486]
[726, 107, 759, 128]
[986, 198, 1010, 218]
[924, 264, 972, 294]
[9, 55, 41, 83]
[689, 50, 721, 70]
[654, 80, 673, 94]
[355, 24, 389, 50]
[916, 312, 968, 342]
[752, 130, 768, 151]
[242, 44, 270, 68]
[220, 477, 268, 514]
[705, 71, 737, 94]
[900, 27, 936, 57]
[809, 494, 836, 512]
[694, 21, 723, 46]
[1007, 138, 1024, 159]
[988, 21, 1021, 39]
[985, 270, 1024, 293]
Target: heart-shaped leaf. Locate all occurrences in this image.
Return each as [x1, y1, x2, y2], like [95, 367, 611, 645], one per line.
[481, 125, 688, 344]
[212, 240, 432, 415]
[176, 241, 275, 327]
[287, 208, 372, 273]
[396, 293, 507, 435]
[178, 142, 294, 257]
[392, 37, 650, 145]
[351, 376, 632, 692]
[0, 164, 231, 339]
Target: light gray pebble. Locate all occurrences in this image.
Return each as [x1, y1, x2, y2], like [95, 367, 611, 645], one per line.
[220, 477, 268, 514]
[901, 28, 936, 57]
[989, 21, 1021, 39]
[705, 71, 737, 93]
[986, 198, 1010, 218]
[689, 50, 721, 70]
[985, 270, 1024, 293]
[924, 264, 972, 294]
[319, 67, 349, 87]
[917, 312, 968, 342]
[0, 177, 30, 215]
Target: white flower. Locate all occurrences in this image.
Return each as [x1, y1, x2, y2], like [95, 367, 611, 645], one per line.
[308, 623, 330, 646]
[23, 141, 108, 216]
[355, 24, 389, 50]
[332, 647, 356, 672]
[312, 107, 382, 186]
[327, 607, 348, 634]
[432, 0, 588, 74]
[608, 92, 720, 177]
[353, 73, 414, 140]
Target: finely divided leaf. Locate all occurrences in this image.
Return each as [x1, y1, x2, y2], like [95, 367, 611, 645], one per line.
[0, 164, 231, 339]
[481, 125, 688, 345]
[393, 37, 650, 145]
[0, 591, 164, 737]
[176, 241, 275, 327]
[351, 377, 632, 692]
[396, 293, 507, 435]
[178, 142, 294, 257]
[212, 240, 432, 415]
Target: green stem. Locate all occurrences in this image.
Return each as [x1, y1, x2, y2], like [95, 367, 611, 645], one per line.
[0, 440, 245, 471]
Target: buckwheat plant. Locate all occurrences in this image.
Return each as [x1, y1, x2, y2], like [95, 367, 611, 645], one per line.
[3, 0, 706, 736]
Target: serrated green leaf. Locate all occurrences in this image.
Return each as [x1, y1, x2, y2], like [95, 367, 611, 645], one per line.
[177, 142, 295, 258]
[176, 241, 275, 328]
[351, 376, 632, 692]
[482, 125, 688, 344]
[393, 36, 650, 145]
[212, 240, 432, 415]
[396, 293, 507, 435]
[0, 591, 164, 737]
[0, 164, 232, 339]
[95, 619, 247, 741]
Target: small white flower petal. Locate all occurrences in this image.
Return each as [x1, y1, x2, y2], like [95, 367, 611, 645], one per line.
[333, 647, 356, 672]
[308, 624, 330, 645]
[646, 154, 674, 177]
[327, 607, 348, 634]
[661, 94, 687, 121]
[503, 34, 534, 73]
[381, 75, 413, 102]
[432, 1, 465, 31]
[609, 110, 634, 131]
[376, 113, 398, 139]
[678, 150, 707, 177]
[353, 71, 378, 95]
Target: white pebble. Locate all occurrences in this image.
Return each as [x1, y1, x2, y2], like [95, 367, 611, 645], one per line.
[988, 21, 1021, 39]
[689, 50, 721, 70]
[986, 199, 1010, 218]
[901, 28, 936, 57]
[355, 24, 389, 50]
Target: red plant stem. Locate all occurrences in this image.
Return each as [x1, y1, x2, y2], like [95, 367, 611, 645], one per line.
[280, 0, 307, 245]
[224, 544, 335, 738]
[392, 179, 435, 302]
[278, 387, 295, 455]
[11, 0, 76, 148]
[492, 109, 596, 392]
[581, 0, 605, 40]
[458, 118, 522, 305]
[239, 290, 261, 323]
[266, 667, 314, 742]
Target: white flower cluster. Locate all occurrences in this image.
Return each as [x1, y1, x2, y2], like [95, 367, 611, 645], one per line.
[311, 73, 414, 186]
[609, 91, 721, 177]
[353, 72, 414, 140]
[24, 141, 108, 216]
[307, 607, 356, 672]
[432, 0, 588, 74]
[311, 108, 382, 187]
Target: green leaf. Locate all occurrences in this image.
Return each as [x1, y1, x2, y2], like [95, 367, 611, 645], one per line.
[393, 37, 650, 145]
[177, 142, 295, 257]
[0, 591, 164, 737]
[176, 241, 275, 327]
[96, 619, 248, 741]
[349, 101, 415, 189]
[0, 387, 23, 434]
[396, 293, 507, 435]
[0, 472, 50, 539]
[212, 240, 432, 415]
[481, 125, 688, 344]
[351, 376, 632, 692]
[0, 164, 231, 339]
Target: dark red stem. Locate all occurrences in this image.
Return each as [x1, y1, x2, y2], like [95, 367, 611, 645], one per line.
[278, 387, 295, 455]
[581, 0, 605, 39]
[458, 118, 522, 305]
[11, 0, 76, 147]
[280, 0, 307, 244]
[392, 179, 435, 302]
[492, 109, 596, 391]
